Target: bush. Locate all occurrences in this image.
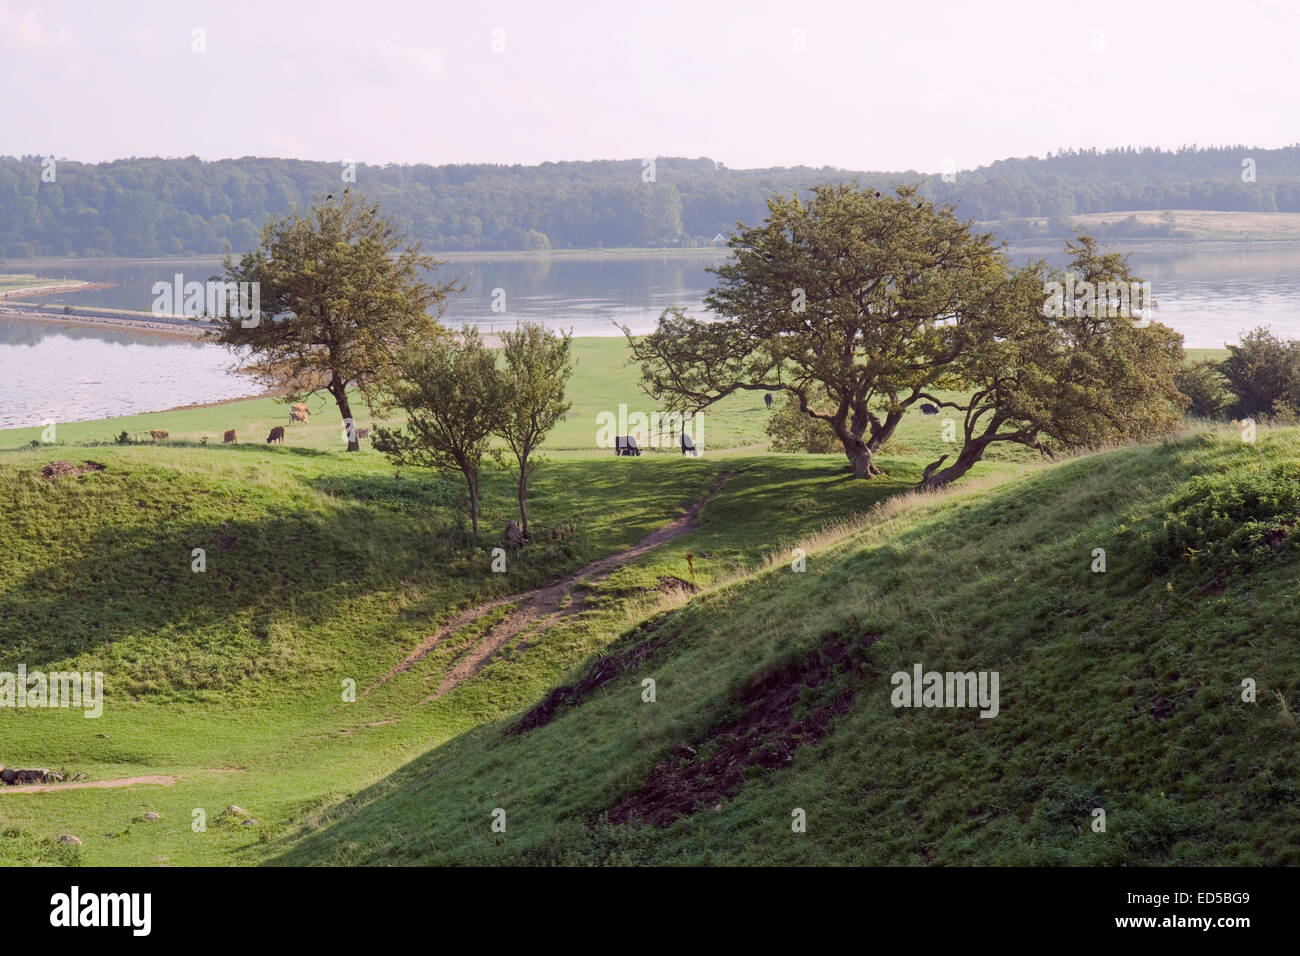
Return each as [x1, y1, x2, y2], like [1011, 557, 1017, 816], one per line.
[1143, 463, 1300, 577]
[1175, 361, 1230, 418]
[1219, 327, 1300, 417]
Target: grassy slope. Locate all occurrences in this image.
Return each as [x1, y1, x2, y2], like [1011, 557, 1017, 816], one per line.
[1, 335, 1288, 866]
[269, 429, 1300, 866]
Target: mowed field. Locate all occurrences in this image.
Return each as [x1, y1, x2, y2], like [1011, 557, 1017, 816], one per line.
[2, 336, 1291, 867]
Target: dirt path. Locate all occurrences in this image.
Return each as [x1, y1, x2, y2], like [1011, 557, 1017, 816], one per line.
[0, 774, 177, 794]
[364, 471, 730, 701]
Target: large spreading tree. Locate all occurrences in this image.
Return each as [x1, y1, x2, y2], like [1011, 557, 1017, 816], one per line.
[624, 184, 1006, 478]
[214, 192, 456, 450]
[627, 184, 1185, 485]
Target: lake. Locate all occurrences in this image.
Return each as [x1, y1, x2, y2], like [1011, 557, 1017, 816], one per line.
[2, 244, 1299, 428]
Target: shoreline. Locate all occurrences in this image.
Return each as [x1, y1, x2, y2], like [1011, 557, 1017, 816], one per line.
[0, 306, 211, 341]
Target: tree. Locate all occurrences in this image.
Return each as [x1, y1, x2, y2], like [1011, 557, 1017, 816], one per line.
[624, 184, 1006, 478]
[1218, 326, 1300, 417]
[918, 236, 1186, 488]
[214, 192, 456, 450]
[372, 328, 504, 535]
[494, 323, 574, 538]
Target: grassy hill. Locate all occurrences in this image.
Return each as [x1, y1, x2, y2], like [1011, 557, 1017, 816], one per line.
[1, 399, 1296, 864]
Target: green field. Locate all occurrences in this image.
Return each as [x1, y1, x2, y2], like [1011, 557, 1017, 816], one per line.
[0, 338, 1294, 866]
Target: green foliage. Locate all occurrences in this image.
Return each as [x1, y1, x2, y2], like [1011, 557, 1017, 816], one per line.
[373, 327, 505, 534]
[1140, 461, 1300, 577]
[765, 393, 839, 453]
[495, 323, 575, 535]
[6, 146, 1300, 257]
[627, 183, 1002, 477]
[215, 192, 456, 446]
[1218, 326, 1300, 417]
[1176, 360, 1231, 418]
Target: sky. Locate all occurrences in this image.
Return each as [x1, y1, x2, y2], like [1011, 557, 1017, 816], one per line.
[2, 0, 1296, 173]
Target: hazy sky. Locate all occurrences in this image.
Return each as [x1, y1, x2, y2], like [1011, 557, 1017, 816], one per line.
[2, 0, 1295, 173]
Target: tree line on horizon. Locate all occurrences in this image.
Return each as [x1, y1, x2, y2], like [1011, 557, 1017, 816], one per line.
[4, 145, 1300, 259]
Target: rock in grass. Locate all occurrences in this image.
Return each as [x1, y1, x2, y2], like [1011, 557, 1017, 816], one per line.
[144, 812, 161, 821]
[242, 819, 258, 826]
[222, 805, 247, 817]
[59, 835, 82, 845]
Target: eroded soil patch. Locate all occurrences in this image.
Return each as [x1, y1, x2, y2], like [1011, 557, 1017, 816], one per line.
[39, 460, 105, 481]
[508, 620, 679, 736]
[603, 631, 877, 828]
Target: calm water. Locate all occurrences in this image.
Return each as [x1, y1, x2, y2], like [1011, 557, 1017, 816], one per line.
[2, 244, 1298, 428]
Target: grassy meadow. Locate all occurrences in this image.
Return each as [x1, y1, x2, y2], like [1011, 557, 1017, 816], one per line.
[0, 335, 1293, 866]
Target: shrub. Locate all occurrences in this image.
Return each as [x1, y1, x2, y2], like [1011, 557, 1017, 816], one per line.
[1219, 327, 1300, 417]
[1144, 463, 1300, 577]
[1175, 361, 1229, 418]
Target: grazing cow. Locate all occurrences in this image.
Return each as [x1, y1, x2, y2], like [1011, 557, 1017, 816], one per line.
[149, 429, 169, 440]
[764, 393, 773, 409]
[920, 403, 940, 415]
[266, 425, 285, 444]
[614, 435, 641, 456]
[289, 406, 309, 424]
[356, 426, 371, 440]
[223, 429, 236, 443]
[681, 433, 698, 457]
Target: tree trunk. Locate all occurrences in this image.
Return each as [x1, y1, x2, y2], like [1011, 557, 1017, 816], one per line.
[840, 430, 884, 479]
[517, 464, 529, 539]
[466, 474, 480, 536]
[921, 438, 991, 489]
[333, 386, 360, 452]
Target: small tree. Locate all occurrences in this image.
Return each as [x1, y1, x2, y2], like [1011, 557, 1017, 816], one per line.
[215, 193, 456, 450]
[373, 328, 504, 535]
[495, 323, 573, 538]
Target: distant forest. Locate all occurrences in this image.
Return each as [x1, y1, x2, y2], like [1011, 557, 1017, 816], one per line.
[3, 145, 1300, 258]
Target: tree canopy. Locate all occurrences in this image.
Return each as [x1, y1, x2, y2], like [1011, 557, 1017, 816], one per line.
[4, 145, 1300, 257]
[214, 192, 455, 450]
[628, 184, 1186, 486]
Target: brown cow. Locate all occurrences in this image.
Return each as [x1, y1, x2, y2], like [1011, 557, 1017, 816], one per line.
[149, 430, 168, 440]
[289, 407, 309, 424]
[223, 429, 237, 443]
[266, 425, 285, 444]
[291, 402, 308, 414]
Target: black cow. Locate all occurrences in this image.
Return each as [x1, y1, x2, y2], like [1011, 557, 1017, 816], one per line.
[614, 435, 641, 456]
[764, 393, 773, 408]
[920, 403, 940, 415]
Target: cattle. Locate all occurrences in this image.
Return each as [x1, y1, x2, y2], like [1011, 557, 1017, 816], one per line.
[681, 433, 698, 457]
[289, 406, 309, 424]
[223, 429, 237, 443]
[920, 403, 940, 415]
[291, 402, 308, 414]
[764, 393, 773, 408]
[149, 429, 168, 440]
[614, 435, 641, 456]
[356, 426, 371, 440]
[266, 425, 285, 444]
